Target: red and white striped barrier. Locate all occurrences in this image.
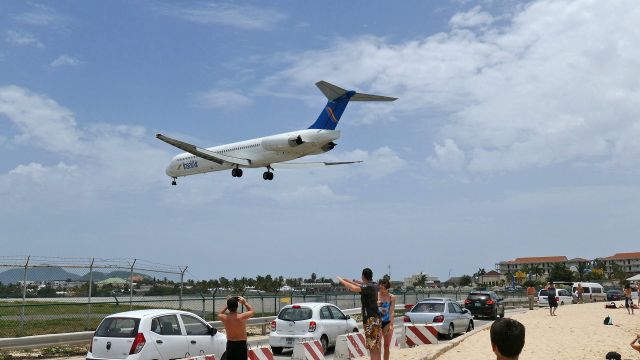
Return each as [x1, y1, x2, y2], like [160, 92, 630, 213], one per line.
[403, 324, 439, 347]
[248, 346, 274, 360]
[177, 355, 216, 360]
[335, 333, 368, 359]
[292, 339, 325, 360]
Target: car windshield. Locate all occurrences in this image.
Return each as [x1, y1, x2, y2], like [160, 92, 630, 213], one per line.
[412, 302, 444, 313]
[278, 307, 312, 321]
[96, 317, 140, 338]
[467, 294, 489, 300]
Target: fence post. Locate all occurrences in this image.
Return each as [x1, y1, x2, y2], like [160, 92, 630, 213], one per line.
[200, 293, 206, 318]
[20, 255, 30, 336]
[274, 291, 279, 316]
[179, 266, 188, 310]
[353, 293, 356, 308]
[113, 295, 119, 310]
[260, 293, 264, 316]
[212, 288, 218, 320]
[129, 258, 137, 310]
[86, 258, 95, 330]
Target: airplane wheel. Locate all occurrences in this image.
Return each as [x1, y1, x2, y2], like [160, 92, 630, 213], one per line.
[236, 169, 243, 177]
[171, 180, 177, 186]
[268, 172, 274, 180]
[263, 172, 269, 180]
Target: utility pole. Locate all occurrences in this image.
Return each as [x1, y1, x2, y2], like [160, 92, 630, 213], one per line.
[388, 264, 391, 279]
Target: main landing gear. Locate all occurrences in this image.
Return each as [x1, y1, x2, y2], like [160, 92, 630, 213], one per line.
[231, 168, 243, 178]
[262, 167, 274, 181]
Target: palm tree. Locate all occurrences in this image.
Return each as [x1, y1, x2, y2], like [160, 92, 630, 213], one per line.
[577, 262, 588, 281]
[531, 264, 544, 280]
[521, 265, 532, 281]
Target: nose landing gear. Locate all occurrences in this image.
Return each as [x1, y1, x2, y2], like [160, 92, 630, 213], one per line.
[171, 177, 177, 186]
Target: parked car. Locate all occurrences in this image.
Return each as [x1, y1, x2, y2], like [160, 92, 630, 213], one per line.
[537, 288, 573, 307]
[403, 298, 474, 340]
[269, 303, 358, 355]
[571, 282, 607, 302]
[87, 309, 226, 360]
[463, 291, 505, 320]
[606, 289, 623, 301]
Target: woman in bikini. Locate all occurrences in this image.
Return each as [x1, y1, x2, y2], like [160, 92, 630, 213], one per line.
[377, 279, 396, 360]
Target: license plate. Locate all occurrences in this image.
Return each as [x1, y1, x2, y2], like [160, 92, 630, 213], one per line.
[286, 338, 294, 345]
[474, 302, 480, 307]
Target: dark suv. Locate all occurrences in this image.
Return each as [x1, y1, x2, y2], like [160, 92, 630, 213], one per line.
[464, 291, 505, 320]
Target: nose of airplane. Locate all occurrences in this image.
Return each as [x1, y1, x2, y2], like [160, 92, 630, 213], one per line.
[165, 161, 177, 177]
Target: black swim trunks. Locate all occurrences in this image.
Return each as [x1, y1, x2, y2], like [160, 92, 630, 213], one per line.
[226, 340, 248, 360]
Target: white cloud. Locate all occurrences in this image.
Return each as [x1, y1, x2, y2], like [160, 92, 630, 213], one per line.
[5, 30, 43, 48]
[266, 0, 640, 174]
[16, 4, 68, 27]
[50, 54, 81, 68]
[323, 146, 407, 179]
[193, 90, 253, 110]
[428, 139, 466, 172]
[170, 3, 287, 30]
[449, 6, 495, 28]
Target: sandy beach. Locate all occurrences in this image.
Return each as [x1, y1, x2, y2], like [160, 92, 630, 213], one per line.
[421, 302, 640, 360]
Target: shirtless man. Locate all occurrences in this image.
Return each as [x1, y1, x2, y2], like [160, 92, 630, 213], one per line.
[218, 296, 254, 360]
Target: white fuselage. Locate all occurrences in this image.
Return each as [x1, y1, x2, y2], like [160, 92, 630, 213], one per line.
[165, 129, 340, 178]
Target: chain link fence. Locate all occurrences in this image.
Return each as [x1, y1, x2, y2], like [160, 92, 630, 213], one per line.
[0, 256, 530, 338]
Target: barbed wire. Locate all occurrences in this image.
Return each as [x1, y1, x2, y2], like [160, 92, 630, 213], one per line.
[0, 255, 184, 275]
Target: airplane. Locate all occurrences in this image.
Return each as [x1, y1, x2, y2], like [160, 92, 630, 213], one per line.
[156, 81, 397, 185]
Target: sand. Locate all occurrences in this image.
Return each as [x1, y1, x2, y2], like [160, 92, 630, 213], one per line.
[394, 302, 640, 360]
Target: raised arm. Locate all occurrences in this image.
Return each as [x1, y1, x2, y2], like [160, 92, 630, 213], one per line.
[217, 304, 228, 320]
[239, 297, 255, 319]
[337, 276, 361, 293]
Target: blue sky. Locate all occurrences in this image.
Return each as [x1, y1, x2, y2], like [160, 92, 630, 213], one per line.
[1, 1, 640, 282]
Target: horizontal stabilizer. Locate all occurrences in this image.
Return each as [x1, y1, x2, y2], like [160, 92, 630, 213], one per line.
[156, 134, 251, 166]
[316, 81, 397, 102]
[271, 160, 363, 169]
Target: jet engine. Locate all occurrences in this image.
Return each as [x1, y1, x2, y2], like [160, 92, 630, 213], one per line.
[261, 135, 305, 151]
[321, 141, 337, 152]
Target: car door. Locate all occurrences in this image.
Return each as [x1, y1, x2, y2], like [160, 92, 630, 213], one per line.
[328, 306, 351, 335]
[180, 314, 222, 358]
[446, 303, 459, 330]
[319, 306, 338, 343]
[149, 315, 189, 360]
[452, 302, 467, 328]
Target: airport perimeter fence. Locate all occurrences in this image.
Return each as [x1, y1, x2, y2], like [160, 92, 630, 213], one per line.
[0, 256, 530, 338]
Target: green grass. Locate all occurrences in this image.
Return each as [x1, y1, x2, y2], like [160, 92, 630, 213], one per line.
[0, 302, 152, 316]
[0, 345, 87, 360]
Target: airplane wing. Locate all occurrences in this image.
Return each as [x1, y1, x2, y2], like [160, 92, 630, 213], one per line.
[271, 161, 363, 169]
[156, 134, 252, 166]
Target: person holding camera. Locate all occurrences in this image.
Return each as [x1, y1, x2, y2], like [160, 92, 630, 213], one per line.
[218, 296, 255, 360]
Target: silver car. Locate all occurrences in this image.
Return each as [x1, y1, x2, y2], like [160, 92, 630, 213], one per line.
[403, 298, 474, 340]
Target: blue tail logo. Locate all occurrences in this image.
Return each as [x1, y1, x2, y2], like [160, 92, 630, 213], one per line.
[308, 81, 397, 130]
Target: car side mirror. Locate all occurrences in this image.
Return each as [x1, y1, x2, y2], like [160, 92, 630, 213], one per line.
[498, 298, 504, 301]
[462, 309, 470, 314]
[209, 326, 217, 336]
[345, 315, 350, 320]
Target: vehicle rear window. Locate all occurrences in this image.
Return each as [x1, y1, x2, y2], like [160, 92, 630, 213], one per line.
[467, 294, 489, 300]
[278, 307, 312, 321]
[411, 303, 444, 313]
[539, 290, 548, 296]
[96, 317, 140, 338]
[592, 288, 602, 293]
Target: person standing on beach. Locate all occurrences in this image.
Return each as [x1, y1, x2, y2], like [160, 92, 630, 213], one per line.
[546, 282, 558, 316]
[576, 283, 584, 304]
[526, 284, 536, 310]
[218, 296, 254, 360]
[377, 279, 396, 360]
[624, 283, 634, 315]
[490, 318, 525, 360]
[337, 269, 381, 360]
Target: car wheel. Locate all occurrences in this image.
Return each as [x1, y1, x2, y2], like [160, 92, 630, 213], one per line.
[221, 353, 227, 360]
[320, 335, 329, 355]
[467, 320, 474, 332]
[352, 328, 359, 332]
[500, 307, 505, 318]
[271, 347, 283, 355]
[491, 308, 498, 320]
[445, 324, 454, 340]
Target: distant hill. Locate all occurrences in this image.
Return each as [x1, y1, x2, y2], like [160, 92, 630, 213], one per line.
[0, 267, 80, 284]
[0, 267, 156, 285]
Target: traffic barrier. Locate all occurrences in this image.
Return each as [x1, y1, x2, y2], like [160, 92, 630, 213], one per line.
[248, 346, 274, 360]
[403, 324, 439, 347]
[335, 333, 368, 359]
[177, 355, 216, 360]
[292, 339, 325, 360]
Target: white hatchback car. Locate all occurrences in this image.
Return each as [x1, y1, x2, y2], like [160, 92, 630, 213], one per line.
[537, 288, 573, 307]
[269, 303, 358, 354]
[87, 309, 227, 360]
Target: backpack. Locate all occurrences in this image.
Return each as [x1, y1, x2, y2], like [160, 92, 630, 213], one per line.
[603, 315, 613, 325]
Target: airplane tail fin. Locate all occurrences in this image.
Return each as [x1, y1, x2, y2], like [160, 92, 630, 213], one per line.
[308, 81, 397, 130]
